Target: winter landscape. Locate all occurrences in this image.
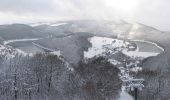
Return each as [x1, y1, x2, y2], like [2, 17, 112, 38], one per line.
[0, 0, 170, 100]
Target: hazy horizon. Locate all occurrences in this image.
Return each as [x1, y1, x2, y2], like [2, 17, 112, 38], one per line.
[0, 0, 170, 31]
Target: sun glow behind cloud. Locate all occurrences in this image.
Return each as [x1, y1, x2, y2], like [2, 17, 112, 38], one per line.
[105, 0, 139, 15]
[0, 0, 169, 31]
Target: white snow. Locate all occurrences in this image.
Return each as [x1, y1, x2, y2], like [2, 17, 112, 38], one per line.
[84, 36, 163, 59]
[109, 59, 121, 65]
[119, 86, 133, 100]
[29, 22, 68, 27]
[50, 23, 68, 26]
[84, 36, 164, 100]
[0, 44, 30, 59]
[3, 38, 41, 45]
[84, 36, 127, 58]
[29, 22, 51, 27]
[15, 48, 31, 56]
[50, 51, 61, 56]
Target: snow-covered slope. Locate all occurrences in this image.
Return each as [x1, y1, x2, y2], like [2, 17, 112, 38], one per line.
[3, 38, 41, 45]
[84, 36, 163, 59]
[0, 44, 28, 59]
[84, 36, 164, 100]
[30, 22, 68, 27]
[84, 36, 128, 58]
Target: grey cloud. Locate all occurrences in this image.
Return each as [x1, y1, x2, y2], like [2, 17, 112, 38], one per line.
[0, 0, 117, 19]
[0, 0, 57, 15]
[0, 0, 170, 31]
[134, 0, 170, 31]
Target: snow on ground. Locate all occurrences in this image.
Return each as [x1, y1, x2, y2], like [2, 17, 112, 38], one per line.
[0, 44, 30, 59]
[119, 86, 133, 100]
[50, 23, 68, 26]
[49, 51, 61, 56]
[84, 36, 164, 100]
[3, 38, 41, 45]
[84, 36, 127, 58]
[15, 48, 32, 56]
[29, 22, 51, 27]
[108, 59, 121, 66]
[29, 22, 68, 27]
[84, 36, 164, 59]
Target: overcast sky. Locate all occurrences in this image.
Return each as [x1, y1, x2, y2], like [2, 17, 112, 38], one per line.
[0, 0, 170, 31]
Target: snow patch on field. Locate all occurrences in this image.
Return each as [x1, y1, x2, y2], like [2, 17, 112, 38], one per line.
[29, 22, 51, 27]
[84, 36, 127, 58]
[119, 86, 133, 100]
[84, 36, 163, 59]
[30, 22, 68, 27]
[3, 38, 41, 45]
[84, 36, 164, 100]
[50, 23, 68, 26]
[109, 59, 121, 66]
[50, 51, 61, 56]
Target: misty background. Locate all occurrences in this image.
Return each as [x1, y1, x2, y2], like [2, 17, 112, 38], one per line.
[0, 0, 170, 31]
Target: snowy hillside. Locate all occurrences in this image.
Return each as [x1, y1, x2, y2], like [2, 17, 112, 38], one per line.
[0, 44, 28, 59]
[84, 36, 163, 59]
[84, 36, 164, 100]
[30, 22, 68, 27]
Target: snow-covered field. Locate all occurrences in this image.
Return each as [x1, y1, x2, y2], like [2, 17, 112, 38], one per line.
[30, 22, 68, 27]
[50, 23, 68, 26]
[84, 36, 128, 58]
[84, 36, 164, 59]
[119, 86, 133, 100]
[3, 38, 41, 45]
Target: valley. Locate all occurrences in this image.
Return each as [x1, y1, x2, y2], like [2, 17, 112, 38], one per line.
[0, 20, 169, 100]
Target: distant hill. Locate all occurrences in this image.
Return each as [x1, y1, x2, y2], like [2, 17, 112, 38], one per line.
[0, 24, 44, 40]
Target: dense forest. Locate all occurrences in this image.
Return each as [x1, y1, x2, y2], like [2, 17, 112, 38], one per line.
[0, 53, 121, 100]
